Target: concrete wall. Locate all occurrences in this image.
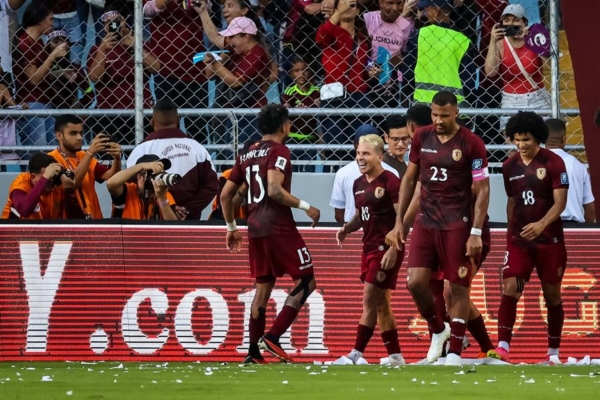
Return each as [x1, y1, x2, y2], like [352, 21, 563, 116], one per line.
[0, 172, 509, 223]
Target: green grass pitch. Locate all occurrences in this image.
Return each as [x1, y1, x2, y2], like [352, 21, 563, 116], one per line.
[0, 362, 598, 399]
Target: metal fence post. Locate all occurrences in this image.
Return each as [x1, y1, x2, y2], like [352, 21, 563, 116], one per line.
[549, 0, 561, 118]
[134, 0, 145, 144]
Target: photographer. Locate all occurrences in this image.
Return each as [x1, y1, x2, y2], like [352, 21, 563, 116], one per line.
[106, 154, 178, 220]
[45, 30, 94, 109]
[87, 10, 160, 144]
[1, 153, 73, 219]
[48, 115, 122, 219]
[484, 4, 550, 129]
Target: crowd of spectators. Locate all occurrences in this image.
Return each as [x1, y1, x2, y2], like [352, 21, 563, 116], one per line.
[0, 0, 558, 169]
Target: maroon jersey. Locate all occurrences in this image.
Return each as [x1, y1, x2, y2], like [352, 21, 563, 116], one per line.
[503, 147, 569, 244]
[354, 170, 400, 247]
[409, 125, 489, 230]
[229, 140, 298, 238]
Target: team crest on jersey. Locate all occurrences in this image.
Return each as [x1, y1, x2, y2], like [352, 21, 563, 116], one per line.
[377, 270, 387, 282]
[536, 168, 546, 180]
[452, 149, 462, 161]
[458, 266, 468, 279]
[375, 187, 385, 199]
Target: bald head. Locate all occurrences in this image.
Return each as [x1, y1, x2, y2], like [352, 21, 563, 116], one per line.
[545, 118, 566, 149]
[152, 99, 179, 130]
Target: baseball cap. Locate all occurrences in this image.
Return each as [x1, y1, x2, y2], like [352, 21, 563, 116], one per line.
[418, 0, 453, 11]
[354, 124, 380, 144]
[136, 154, 172, 171]
[501, 4, 527, 20]
[218, 17, 258, 37]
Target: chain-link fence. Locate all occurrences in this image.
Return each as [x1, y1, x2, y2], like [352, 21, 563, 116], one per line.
[0, 0, 584, 172]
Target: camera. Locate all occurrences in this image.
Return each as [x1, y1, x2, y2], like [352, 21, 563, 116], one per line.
[153, 173, 181, 187]
[52, 169, 75, 186]
[500, 24, 522, 37]
[108, 20, 121, 39]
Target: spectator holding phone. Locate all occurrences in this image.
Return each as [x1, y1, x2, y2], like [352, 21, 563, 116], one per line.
[484, 4, 550, 129]
[88, 10, 161, 144]
[13, 2, 65, 146]
[45, 30, 94, 109]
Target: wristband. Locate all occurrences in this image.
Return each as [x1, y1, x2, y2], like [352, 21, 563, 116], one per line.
[470, 227, 482, 236]
[298, 200, 310, 211]
[226, 221, 238, 232]
[158, 199, 169, 208]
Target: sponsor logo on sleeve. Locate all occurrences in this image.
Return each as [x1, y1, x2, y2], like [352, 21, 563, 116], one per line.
[472, 158, 483, 170]
[560, 172, 569, 185]
[275, 156, 287, 171]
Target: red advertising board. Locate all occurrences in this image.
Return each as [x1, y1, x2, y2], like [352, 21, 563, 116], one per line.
[0, 225, 598, 364]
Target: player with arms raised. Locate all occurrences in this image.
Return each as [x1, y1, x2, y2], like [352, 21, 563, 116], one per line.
[386, 91, 490, 366]
[335, 134, 405, 366]
[220, 104, 321, 364]
[489, 111, 568, 364]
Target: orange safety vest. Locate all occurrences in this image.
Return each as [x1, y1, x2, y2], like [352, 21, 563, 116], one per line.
[48, 149, 105, 218]
[114, 182, 176, 220]
[1, 173, 65, 219]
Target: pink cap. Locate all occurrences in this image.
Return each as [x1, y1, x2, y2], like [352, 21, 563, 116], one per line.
[218, 17, 258, 37]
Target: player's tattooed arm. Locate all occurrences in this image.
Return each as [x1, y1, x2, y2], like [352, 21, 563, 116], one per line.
[267, 169, 302, 207]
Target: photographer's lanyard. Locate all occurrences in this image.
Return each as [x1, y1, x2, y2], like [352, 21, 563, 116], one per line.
[57, 147, 92, 219]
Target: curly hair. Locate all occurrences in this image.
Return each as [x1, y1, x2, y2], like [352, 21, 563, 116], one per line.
[505, 111, 549, 144]
[258, 104, 290, 135]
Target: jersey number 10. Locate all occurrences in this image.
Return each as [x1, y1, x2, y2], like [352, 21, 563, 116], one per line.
[246, 165, 265, 204]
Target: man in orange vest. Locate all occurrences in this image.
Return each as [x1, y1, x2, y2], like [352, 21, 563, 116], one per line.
[2, 153, 73, 219]
[106, 154, 178, 220]
[48, 114, 122, 219]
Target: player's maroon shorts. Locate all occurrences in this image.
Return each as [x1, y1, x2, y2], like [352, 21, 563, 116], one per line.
[502, 240, 567, 284]
[430, 226, 491, 281]
[407, 220, 477, 287]
[360, 244, 404, 290]
[248, 231, 313, 282]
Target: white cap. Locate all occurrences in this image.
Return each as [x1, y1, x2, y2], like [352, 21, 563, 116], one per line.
[501, 4, 527, 20]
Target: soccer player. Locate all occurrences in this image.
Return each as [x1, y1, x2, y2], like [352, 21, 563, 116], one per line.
[335, 134, 405, 366]
[397, 106, 495, 359]
[220, 104, 321, 364]
[386, 91, 490, 366]
[489, 111, 568, 364]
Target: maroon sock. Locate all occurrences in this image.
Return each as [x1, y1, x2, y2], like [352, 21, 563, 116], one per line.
[467, 315, 494, 353]
[249, 314, 266, 353]
[419, 304, 445, 334]
[498, 295, 519, 345]
[428, 280, 448, 337]
[547, 302, 564, 349]
[448, 320, 467, 355]
[381, 329, 401, 355]
[353, 324, 374, 353]
[267, 305, 299, 339]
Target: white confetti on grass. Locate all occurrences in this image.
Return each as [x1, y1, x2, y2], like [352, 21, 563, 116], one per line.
[455, 371, 466, 375]
[282, 380, 289, 385]
[41, 376, 53, 382]
[66, 391, 73, 396]
[111, 363, 124, 370]
[175, 379, 183, 384]
[487, 379, 496, 383]
[524, 379, 535, 384]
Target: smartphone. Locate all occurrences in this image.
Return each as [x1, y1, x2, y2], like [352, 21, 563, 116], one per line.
[55, 50, 72, 70]
[500, 24, 522, 37]
[108, 20, 121, 40]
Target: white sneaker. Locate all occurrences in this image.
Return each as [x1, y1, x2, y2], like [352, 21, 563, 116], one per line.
[444, 353, 462, 366]
[427, 322, 451, 363]
[355, 357, 369, 365]
[462, 334, 470, 350]
[333, 355, 354, 365]
[380, 353, 406, 366]
[546, 354, 562, 365]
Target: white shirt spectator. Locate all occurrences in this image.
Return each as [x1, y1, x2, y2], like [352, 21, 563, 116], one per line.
[0, 0, 18, 73]
[549, 148, 595, 223]
[330, 161, 399, 223]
